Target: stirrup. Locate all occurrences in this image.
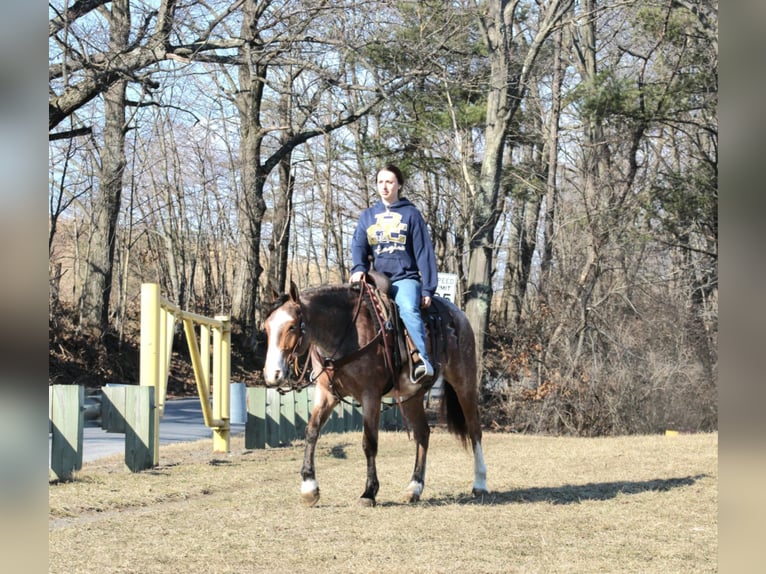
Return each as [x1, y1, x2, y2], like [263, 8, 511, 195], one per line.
[411, 357, 434, 384]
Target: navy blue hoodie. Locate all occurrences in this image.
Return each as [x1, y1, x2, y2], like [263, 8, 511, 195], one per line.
[351, 198, 438, 297]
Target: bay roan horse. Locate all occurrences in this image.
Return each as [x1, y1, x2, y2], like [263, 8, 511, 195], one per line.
[262, 272, 488, 507]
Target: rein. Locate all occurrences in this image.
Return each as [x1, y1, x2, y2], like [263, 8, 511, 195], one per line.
[277, 277, 379, 394]
[278, 277, 399, 400]
[273, 278, 418, 436]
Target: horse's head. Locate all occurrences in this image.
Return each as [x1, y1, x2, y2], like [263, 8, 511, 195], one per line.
[263, 281, 309, 386]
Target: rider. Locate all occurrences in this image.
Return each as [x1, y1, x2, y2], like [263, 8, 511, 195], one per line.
[349, 164, 437, 383]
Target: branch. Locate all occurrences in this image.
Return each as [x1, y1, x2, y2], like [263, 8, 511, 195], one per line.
[49, 127, 93, 141]
[49, 0, 111, 38]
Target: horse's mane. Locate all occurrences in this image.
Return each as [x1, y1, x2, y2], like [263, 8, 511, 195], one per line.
[303, 271, 390, 297]
[303, 284, 344, 294]
[270, 277, 388, 318]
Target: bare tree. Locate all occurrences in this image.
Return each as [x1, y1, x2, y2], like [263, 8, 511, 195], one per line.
[77, 0, 130, 337]
[229, 1, 415, 337]
[464, 0, 574, 377]
[48, 0, 246, 131]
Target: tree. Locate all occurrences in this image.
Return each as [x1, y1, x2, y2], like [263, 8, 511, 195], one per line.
[49, 0, 246, 338]
[464, 0, 574, 377]
[229, 1, 418, 337]
[48, 0, 246, 131]
[77, 0, 130, 336]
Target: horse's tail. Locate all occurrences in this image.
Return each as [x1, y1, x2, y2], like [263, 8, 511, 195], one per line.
[440, 382, 469, 449]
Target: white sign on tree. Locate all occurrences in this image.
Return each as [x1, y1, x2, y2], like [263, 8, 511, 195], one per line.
[436, 273, 458, 303]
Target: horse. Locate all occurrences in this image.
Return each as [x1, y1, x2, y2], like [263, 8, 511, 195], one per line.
[262, 272, 488, 507]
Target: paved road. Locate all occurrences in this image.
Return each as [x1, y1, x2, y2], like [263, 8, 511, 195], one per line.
[49, 397, 246, 463]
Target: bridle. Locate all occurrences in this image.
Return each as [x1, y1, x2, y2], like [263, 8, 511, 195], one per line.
[272, 303, 312, 394]
[273, 278, 397, 397]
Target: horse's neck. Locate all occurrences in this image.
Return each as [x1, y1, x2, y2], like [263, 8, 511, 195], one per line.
[303, 286, 361, 353]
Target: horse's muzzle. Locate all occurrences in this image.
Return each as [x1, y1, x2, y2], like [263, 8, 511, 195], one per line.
[263, 362, 288, 387]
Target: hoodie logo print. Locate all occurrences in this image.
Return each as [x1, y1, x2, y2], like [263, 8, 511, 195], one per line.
[367, 211, 408, 253]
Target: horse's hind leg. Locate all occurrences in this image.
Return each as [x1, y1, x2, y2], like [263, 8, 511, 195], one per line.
[466, 399, 488, 496]
[451, 380, 488, 497]
[300, 382, 337, 506]
[402, 396, 430, 503]
[470, 432, 489, 497]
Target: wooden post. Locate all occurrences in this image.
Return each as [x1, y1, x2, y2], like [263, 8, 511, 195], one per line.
[280, 390, 296, 444]
[266, 388, 281, 447]
[245, 387, 266, 449]
[294, 388, 310, 439]
[212, 316, 231, 453]
[140, 283, 161, 465]
[330, 403, 342, 434]
[49, 385, 84, 481]
[381, 399, 400, 429]
[125, 385, 156, 472]
[158, 304, 175, 416]
[141, 283, 232, 457]
[101, 384, 127, 433]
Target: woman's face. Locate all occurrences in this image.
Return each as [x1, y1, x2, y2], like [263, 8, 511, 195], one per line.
[376, 169, 400, 204]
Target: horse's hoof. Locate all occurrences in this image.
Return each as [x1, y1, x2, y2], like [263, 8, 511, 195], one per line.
[404, 480, 423, 503]
[403, 491, 421, 504]
[301, 479, 320, 506]
[472, 487, 489, 498]
[301, 490, 320, 507]
[358, 497, 376, 508]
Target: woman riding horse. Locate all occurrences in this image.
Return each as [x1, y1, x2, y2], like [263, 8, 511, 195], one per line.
[263, 277, 488, 507]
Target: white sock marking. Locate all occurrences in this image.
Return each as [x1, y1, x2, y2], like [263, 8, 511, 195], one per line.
[473, 442, 488, 492]
[406, 480, 423, 497]
[301, 478, 319, 495]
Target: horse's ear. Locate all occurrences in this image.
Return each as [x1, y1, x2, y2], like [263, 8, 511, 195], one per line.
[268, 280, 280, 302]
[289, 280, 300, 303]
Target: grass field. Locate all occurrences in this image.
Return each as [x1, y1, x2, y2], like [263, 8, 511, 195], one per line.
[49, 430, 717, 573]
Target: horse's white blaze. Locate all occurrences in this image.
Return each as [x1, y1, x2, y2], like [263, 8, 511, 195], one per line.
[263, 308, 293, 384]
[472, 442, 488, 492]
[406, 480, 423, 497]
[301, 478, 319, 495]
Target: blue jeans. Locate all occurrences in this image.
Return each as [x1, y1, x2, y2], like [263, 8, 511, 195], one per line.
[391, 278, 431, 364]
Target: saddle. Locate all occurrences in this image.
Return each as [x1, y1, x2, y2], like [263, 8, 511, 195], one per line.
[359, 271, 446, 390]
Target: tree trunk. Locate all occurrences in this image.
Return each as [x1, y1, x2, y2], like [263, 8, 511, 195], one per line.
[465, 0, 511, 377]
[504, 137, 544, 328]
[270, 152, 293, 293]
[538, 27, 564, 298]
[78, 0, 129, 338]
[230, 1, 268, 337]
[566, 0, 604, 379]
[465, 0, 573, 380]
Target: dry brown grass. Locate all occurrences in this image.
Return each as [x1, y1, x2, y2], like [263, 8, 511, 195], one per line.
[49, 430, 717, 573]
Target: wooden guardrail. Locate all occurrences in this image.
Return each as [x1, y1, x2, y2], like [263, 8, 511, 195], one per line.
[49, 383, 404, 480]
[49, 384, 156, 478]
[244, 386, 403, 448]
[140, 283, 231, 465]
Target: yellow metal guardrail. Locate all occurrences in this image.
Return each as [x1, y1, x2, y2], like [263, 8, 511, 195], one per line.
[140, 283, 231, 463]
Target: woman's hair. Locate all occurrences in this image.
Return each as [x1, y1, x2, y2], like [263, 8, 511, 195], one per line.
[378, 164, 405, 186]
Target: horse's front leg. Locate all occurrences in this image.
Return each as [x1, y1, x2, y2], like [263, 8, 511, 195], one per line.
[359, 395, 382, 507]
[402, 394, 430, 503]
[301, 381, 337, 506]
